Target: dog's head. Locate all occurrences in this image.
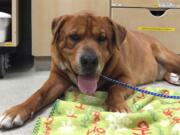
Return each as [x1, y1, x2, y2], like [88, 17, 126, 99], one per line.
[51, 12, 126, 94]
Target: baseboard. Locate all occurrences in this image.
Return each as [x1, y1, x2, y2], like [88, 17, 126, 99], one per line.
[34, 56, 51, 71]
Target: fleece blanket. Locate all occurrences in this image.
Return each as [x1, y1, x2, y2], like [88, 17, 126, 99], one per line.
[33, 87, 180, 135]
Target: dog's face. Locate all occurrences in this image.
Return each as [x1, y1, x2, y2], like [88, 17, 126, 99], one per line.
[52, 13, 126, 94]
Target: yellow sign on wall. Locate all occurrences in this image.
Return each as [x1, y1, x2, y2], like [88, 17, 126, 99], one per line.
[138, 26, 176, 32]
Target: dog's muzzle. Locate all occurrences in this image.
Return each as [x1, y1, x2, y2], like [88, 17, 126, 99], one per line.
[77, 50, 99, 95]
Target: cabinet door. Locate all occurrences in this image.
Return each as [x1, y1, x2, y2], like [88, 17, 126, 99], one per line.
[32, 0, 110, 56]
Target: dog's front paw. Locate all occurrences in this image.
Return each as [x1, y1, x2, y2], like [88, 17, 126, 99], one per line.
[0, 104, 33, 129]
[107, 102, 131, 113]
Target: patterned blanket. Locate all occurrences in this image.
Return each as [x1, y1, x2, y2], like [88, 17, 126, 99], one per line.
[33, 87, 180, 135]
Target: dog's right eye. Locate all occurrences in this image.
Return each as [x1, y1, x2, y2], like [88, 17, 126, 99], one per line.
[97, 34, 107, 43]
[69, 34, 80, 42]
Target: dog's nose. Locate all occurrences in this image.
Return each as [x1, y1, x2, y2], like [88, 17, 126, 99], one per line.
[80, 53, 98, 71]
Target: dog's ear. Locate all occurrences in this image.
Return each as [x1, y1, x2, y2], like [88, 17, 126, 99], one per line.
[105, 17, 127, 50]
[52, 15, 69, 44]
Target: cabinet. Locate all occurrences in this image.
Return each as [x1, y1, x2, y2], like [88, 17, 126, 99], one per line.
[111, 0, 180, 54]
[0, 0, 19, 77]
[32, 0, 110, 56]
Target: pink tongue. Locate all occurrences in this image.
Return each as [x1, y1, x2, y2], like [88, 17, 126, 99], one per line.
[77, 75, 97, 94]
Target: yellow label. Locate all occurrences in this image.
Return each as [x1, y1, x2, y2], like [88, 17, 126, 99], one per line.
[138, 26, 176, 32]
[4, 42, 13, 47]
[0, 42, 14, 47]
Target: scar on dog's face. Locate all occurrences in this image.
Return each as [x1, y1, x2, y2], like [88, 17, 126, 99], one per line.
[51, 13, 126, 94]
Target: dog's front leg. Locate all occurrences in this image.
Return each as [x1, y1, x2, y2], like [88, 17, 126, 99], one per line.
[106, 76, 134, 113]
[0, 71, 71, 129]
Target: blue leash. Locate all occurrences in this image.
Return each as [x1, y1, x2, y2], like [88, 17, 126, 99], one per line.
[101, 75, 180, 99]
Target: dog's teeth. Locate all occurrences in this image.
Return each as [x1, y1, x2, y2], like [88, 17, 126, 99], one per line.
[13, 115, 23, 126]
[0, 116, 13, 128]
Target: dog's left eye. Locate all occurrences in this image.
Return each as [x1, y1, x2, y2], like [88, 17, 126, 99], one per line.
[97, 35, 107, 43]
[69, 34, 80, 42]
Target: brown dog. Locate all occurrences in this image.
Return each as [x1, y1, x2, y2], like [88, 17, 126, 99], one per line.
[1, 12, 180, 129]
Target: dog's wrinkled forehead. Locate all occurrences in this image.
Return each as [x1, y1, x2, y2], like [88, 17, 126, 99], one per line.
[63, 14, 109, 36]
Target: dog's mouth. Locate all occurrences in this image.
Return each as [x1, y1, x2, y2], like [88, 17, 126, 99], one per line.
[77, 74, 98, 95]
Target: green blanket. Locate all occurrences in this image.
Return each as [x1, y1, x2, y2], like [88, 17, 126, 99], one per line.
[33, 87, 180, 135]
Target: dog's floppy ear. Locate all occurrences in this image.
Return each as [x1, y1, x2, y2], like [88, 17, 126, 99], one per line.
[52, 15, 69, 44]
[105, 17, 127, 50]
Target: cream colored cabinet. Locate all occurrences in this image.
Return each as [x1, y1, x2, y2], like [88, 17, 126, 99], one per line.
[111, 0, 180, 54]
[32, 0, 110, 56]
